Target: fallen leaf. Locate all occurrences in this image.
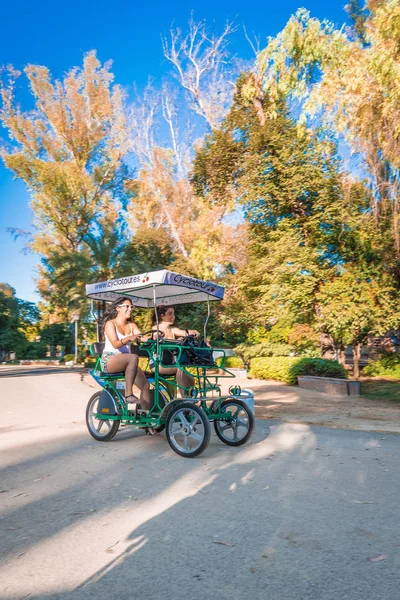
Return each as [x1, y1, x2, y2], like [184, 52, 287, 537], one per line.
[213, 541, 235, 547]
[262, 486, 270, 490]
[368, 554, 387, 562]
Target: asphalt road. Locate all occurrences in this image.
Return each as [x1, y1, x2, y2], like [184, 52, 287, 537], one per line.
[0, 368, 399, 600]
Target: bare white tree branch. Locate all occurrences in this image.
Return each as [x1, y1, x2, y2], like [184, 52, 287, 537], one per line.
[162, 17, 238, 130]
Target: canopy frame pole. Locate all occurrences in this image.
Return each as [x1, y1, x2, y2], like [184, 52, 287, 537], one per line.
[90, 300, 100, 342]
[153, 285, 159, 356]
[204, 298, 210, 342]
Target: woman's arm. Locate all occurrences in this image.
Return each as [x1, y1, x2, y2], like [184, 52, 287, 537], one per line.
[171, 326, 200, 337]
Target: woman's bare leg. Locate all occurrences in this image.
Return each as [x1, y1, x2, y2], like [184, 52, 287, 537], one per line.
[106, 354, 139, 398]
[134, 369, 151, 410]
[176, 370, 194, 397]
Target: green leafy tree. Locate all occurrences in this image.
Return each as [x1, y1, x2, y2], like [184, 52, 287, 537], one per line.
[254, 2, 400, 260]
[40, 324, 73, 357]
[0, 285, 38, 359]
[0, 52, 130, 254]
[317, 269, 400, 377]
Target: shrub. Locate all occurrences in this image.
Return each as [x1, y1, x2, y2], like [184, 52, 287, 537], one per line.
[63, 353, 75, 362]
[220, 356, 244, 368]
[363, 354, 400, 380]
[22, 341, 48, 359]
[249, 357, 347, 385]
[235, 342, 294, 367]
[84, 360, 96, 369]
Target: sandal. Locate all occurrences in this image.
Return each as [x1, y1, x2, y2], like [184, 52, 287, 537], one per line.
[124, 394, 140, 404]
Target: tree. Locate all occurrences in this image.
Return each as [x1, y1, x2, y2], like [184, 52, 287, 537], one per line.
[162, 17, 237, 130]
[40, 323, 73, 356]
[127, 77, 247, 280]
[253, 2, 400, 259]
[317, 269, 400, 377]
[118, 228, 175, 274]
[0, 285, 37, 359]
[0, 51, 130, 255]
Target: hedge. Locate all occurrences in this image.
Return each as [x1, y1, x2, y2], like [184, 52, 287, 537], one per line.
[363, 354, 400, 380]
[249, 357, 348, 385]
[216, 356, 244, 368]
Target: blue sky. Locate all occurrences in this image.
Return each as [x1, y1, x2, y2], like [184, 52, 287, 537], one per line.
[0, 0, 349, 302]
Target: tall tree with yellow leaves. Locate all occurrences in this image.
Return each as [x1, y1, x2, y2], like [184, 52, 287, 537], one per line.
[0, 51, 130, 255]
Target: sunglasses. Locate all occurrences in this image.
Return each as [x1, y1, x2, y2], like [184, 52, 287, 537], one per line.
[118, 304, 132, 310]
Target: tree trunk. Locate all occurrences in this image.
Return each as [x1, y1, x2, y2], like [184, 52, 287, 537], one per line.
[340, 345, 346, 367]
[352, 343, 362, 379]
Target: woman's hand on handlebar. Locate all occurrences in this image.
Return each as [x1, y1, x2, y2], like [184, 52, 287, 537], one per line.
[128, 333, 143, 343]
[140, 329, 165, 339]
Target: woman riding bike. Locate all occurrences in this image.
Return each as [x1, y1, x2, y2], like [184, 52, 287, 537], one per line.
[102, 298, 151, 410]
[152, 305, 199, 396]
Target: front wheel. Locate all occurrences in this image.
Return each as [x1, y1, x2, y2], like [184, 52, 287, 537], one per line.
[214, 399, 254, 446]
[166, 402, 210, 458]
[86, 391, 120, 442]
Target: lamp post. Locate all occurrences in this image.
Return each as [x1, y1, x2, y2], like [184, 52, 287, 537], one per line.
[71, 313, 79, 365]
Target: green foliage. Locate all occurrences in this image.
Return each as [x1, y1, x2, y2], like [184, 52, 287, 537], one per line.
[317, 270, 400, 347]
[63, 354, 75, 362]
[23, 342, 48, 359]
[246, 327, 270, 344]
[249, 356, 347, 385]
[288, 324, 320, 353]
[268, 321, 294, 344]
[84, 360, 96, 369]
[40, 324, 73, 349]
[119, 228, 175, 274]
[0, 286, 36, 358]
[235, 342, 294, 367]
[217, 356, 244, 368]
[363, 354, 400, 380]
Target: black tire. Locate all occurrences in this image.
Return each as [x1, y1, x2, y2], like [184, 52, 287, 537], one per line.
[214, 399, 254, 446]
[166, 402, 210, 458]
[86, 391, 120, 442]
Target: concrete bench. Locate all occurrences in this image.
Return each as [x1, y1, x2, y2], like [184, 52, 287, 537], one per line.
[298, 376, 360, 396]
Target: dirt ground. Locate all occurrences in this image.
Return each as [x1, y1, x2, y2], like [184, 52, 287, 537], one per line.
[218, 375, 400, 433]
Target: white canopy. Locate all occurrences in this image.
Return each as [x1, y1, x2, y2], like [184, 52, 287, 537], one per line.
[85, 270, 225, 307]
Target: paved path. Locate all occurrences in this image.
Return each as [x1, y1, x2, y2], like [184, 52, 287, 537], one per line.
[0, 368, 399, 599]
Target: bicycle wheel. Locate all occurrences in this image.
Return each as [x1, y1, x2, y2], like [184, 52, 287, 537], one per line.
[86, 391, 120, 442]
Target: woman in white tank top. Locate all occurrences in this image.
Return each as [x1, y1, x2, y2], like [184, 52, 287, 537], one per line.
[102, 298, 151, 409]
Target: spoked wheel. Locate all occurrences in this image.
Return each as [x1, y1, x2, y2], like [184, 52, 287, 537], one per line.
[214, 399, 254, 446]
[86, 391, 120, 442]
[166, 402, 210, 458]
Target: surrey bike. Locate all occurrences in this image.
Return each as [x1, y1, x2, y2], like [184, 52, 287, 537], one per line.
[85, 270, 255, 458]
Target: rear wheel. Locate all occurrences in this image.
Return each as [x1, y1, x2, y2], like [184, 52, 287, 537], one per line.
[166, 402, 210, 458]
[86, 391, 120, 442]
[214, 399, 254, 446]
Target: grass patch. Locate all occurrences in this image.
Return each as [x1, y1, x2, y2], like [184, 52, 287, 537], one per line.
[361, 378, 400, 403]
